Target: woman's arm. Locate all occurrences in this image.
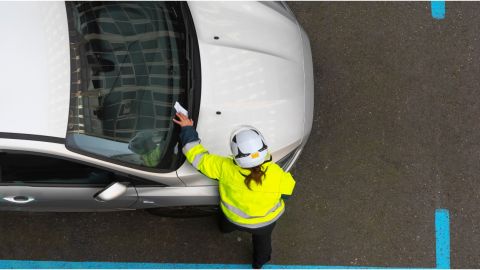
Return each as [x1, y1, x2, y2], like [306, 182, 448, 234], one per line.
[173, 113, 230, 180]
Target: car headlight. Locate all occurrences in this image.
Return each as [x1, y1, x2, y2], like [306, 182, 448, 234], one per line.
[276, 147, 301, 171]
[261, 2, 297, 22]
[278, 2, 294, 13]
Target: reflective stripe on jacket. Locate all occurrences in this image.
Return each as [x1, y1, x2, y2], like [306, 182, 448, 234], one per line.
[183, 140, 296, 229]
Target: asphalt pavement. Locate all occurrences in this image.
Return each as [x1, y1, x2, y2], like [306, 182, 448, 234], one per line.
[1, 2, 480, 268]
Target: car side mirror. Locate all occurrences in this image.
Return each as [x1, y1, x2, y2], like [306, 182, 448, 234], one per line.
[94, 182, 128, 202]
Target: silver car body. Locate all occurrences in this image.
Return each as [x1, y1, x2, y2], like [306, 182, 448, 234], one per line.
[0, 1, 313, 211]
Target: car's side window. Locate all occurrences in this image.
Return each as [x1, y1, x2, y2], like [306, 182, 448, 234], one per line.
[0, 153, 113, 185]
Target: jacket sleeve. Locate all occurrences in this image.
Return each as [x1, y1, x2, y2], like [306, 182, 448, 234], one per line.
[180, 126, 230, 180]
[280, 172, 296, 195]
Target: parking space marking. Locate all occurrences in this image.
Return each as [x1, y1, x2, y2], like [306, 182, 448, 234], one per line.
[0, 260, 428, 269]
[435, 209, 450, 269]
[431, 1, 446, 20]
[0, 210, 450, 269]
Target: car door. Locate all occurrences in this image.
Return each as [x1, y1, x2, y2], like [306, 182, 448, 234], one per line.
[130, 162, 220, 209]
[0, 152, 138, 212]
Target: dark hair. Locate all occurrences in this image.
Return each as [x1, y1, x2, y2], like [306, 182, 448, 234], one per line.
[244, 165, 265, 190]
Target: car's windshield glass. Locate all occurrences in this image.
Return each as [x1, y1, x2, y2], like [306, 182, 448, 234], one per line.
[65, 1, 189, 171]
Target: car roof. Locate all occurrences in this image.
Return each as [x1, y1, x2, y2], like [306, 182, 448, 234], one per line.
[0, 2, 70, 138]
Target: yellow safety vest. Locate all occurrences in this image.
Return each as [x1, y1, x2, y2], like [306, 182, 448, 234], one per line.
[140, 145, 161, 167]
[183, 141, 296, 228]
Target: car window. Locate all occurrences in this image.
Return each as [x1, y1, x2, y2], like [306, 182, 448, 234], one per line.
[65, 2, 193, 172]
[0, 153, 114, 185]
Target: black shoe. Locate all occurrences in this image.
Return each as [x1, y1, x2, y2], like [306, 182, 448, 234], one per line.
[252, 263, 263, 269]
[252, 256, 270, 269]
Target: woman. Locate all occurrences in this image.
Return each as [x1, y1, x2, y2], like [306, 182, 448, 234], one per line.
[173, 112, 296, 269]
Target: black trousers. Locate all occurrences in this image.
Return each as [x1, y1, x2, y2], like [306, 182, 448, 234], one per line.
[218, 211, 276, 267]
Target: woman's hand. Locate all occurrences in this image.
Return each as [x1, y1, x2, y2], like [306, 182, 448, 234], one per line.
[172, 112, 194, 127]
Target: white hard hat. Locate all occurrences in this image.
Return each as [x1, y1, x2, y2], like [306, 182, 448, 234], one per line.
[230, 126, 268, 168]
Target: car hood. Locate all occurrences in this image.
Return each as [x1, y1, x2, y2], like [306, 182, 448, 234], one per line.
[188, 2, 307, 159]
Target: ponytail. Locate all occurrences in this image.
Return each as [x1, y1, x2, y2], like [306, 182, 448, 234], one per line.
[244, 165, 265, 190]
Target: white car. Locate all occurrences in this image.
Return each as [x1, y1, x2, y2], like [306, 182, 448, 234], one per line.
[0, 1, 313, 215]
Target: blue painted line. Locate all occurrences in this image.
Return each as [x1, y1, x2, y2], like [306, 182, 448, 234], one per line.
[0, 210, 449, 269]
[0, 260, 429, 269]
[431, 1, 445, 20]
[435, 209, 450, 269]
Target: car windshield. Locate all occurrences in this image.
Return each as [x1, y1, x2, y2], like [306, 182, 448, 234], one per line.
[65, 1, 191, 171]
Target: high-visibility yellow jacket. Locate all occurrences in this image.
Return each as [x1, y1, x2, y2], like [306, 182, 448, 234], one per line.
[182, 137, 296, 229]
